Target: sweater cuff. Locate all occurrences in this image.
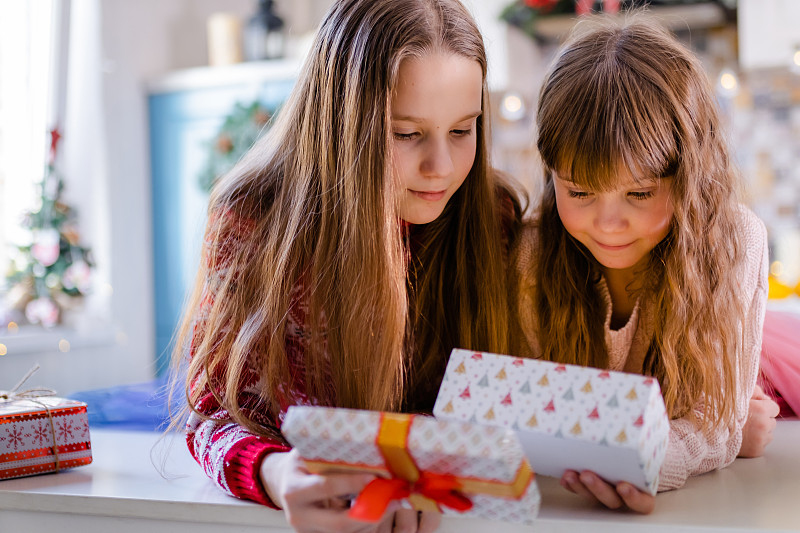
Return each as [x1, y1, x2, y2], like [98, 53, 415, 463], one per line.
[657, 438, 690, 492]
[224, 436, 292, 508]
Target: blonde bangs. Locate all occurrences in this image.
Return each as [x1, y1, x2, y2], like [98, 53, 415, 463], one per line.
[537, 21, 679, 189]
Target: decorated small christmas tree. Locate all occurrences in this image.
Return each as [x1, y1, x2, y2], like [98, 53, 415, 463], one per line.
[3, 128, 94, 327]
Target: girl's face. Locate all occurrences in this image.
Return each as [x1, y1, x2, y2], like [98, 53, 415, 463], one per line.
[554, 168, 674, 276]
[391, 53, 483, 224]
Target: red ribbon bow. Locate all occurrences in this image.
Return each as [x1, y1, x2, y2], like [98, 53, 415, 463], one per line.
[348, 472, 473, 522]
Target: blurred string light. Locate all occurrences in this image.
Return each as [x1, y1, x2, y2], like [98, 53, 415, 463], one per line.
[770, 260, 784, 278]
[499, 92, 527, 122]
[0, 343, 7, 356]
[717, 68, 739, 97]
[58, 339, 70, 353]
[7, 321, 19, 333]
[792, 44, 800, 74]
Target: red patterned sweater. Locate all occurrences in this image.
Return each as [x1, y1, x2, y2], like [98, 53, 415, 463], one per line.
[185, 211, 294, 507]
[186, 195, 518, 507]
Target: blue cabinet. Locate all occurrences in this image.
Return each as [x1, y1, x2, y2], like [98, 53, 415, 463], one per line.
[148, 62, 297, 374]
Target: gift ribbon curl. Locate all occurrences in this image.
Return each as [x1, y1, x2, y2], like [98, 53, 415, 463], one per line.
[0, 363, 57, 401]
[349, 471, 473, 522]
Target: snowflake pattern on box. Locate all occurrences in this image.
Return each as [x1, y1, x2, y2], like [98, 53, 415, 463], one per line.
[282, 406, 540, 525]
[0, 396, 92, 480]
[433, 349, 669, 495]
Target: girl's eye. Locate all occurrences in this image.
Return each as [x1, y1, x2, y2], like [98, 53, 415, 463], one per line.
[451, 128, 472, 137]
[568, 190, 591, 199]
[628, 191, 654, 200]
[393, 132, 419, 141]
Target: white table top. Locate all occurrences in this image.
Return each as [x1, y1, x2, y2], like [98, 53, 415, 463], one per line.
[1, 421, 799, 532]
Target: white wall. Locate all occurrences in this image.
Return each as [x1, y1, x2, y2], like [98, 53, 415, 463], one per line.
[462, 0, 546, 95]
[738, 0, 800, 70]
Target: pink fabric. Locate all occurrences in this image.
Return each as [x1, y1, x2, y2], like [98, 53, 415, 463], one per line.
[759, 309, 800, 417]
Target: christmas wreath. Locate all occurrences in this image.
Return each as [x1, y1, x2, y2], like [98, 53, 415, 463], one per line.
[198, 101, 272, 193]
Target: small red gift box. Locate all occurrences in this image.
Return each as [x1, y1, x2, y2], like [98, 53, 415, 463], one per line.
[0, 396, 92, 480]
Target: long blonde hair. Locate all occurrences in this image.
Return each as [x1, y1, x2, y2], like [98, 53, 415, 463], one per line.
[532, 17, 744, 429]
[175, 0, 518, 434]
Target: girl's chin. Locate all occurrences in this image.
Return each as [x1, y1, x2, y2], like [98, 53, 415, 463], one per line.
[401, 213, 442, 225]
[399, 207, 446, 225]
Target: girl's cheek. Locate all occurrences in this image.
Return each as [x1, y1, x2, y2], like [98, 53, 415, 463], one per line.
[555, 200, 580, 232]
[456, 142, 477, 180]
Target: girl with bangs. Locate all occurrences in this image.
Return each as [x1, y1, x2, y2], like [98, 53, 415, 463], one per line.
[173, 0, 520, 531]
[514, 18, 774, 513]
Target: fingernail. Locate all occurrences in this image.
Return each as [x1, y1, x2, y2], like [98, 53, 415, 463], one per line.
[580, 472, 594, 485]
[618, 484, 631, 496]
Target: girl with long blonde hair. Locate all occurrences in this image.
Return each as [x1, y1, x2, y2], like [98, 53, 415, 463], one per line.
[514, 17, 770, 513]
[175, 0, 520, 531]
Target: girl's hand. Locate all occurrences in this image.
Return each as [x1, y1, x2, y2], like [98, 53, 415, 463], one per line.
[561, 470, 655, 514]
[739, 384, 780, 458]
[260, 449, 388, 532]
[261, 450, 442, 532]
[375, 509, 442, 533]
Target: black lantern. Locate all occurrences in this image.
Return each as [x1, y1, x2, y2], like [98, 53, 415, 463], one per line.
[244, 0, 286, 61]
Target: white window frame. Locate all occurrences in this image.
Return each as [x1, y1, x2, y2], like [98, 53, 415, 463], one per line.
[0, 0, 67, 293]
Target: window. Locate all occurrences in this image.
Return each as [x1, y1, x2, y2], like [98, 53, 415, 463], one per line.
[0, 1, 59, 291]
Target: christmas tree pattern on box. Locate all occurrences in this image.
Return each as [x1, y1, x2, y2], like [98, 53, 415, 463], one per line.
[282, 406, 540, 524]
[433, 349, 669, 495]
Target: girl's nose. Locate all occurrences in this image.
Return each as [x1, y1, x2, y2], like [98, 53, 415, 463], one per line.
[594, 198, 628, 233]
[420, 138, 454, 178]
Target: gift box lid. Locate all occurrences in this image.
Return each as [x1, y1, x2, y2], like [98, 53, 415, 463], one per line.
[282, 405, 529, 485]
[0, 396, 87, 417]
[433, 349, 670, 494]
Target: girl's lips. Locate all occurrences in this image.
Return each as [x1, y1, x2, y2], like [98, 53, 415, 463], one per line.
[595, 240, 633, 251]
[410, 189, 446, 202]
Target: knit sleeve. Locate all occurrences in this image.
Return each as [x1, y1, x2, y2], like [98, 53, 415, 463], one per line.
[186, 393, 290, 507]
[658, 207, 768, 491]
[184, 209, 292, 508]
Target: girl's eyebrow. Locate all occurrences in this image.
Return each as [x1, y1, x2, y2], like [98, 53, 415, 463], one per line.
[391, 111, 482, 123]
[557, 176, 660, 190]
[632, 178, 660, 188]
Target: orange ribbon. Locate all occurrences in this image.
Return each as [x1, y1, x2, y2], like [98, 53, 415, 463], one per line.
[349, 471, 473, 522]
[347, 412, 473, 522]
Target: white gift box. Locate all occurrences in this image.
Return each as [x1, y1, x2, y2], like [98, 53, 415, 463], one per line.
[282, 405, 540, 524]
[433, 349, 670, 495]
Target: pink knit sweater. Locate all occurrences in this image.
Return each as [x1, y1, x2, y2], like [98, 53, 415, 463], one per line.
[513, 207, 768, 491]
